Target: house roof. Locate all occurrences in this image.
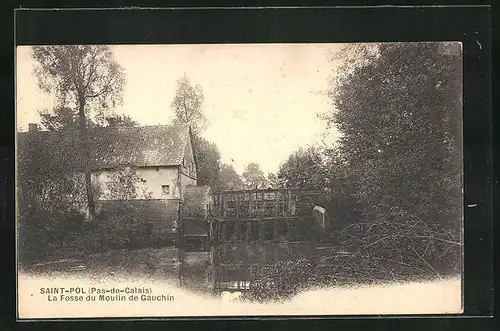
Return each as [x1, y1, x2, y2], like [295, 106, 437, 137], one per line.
[17, 124, 192, 170]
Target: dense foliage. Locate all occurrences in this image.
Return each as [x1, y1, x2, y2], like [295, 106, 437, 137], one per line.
[32, 45, 126, 220]
[38, 107, 139, 131]
[171, 74, 208, 135]
[242, 259, 316, 302]
[278, 146, 328, 191]
[218, 163, 245, 191]
[247, 42, 463, 301]
[328, 42, 462, 276]
[17, 138, 158, 264]
[19, 44, 462, 301]
[242, 162, 267, 189]
[191, 134, 222, 191]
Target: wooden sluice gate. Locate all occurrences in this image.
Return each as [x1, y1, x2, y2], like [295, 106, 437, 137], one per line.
[205, 188, 329, 294]
[175, 187, 331, 294]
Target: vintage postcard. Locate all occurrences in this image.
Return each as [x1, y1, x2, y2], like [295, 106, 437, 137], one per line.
[16, 42, 463, 319]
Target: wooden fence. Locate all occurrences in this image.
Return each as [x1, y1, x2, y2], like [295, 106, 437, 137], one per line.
[205, 189, 326, 293]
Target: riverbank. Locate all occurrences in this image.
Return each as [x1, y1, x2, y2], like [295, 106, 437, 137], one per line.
[18, 272, 461, 318]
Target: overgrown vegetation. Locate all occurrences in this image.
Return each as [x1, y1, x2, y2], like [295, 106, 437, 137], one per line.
[17, 157, 159, 265]
[18, 46, 166, 266]
[32, 45, 125, 221]
[18, 44, 462, 301]
[245, 42, 463, 301]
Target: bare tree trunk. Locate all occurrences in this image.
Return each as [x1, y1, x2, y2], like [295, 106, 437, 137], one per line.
[78, 102, 97, 221]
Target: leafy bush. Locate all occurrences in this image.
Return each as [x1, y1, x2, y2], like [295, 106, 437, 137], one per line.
[242, 258, 318, 302]
[94, 202, 155, 251]
[18, 165, 162, 265]
[267, 43, 462, 297]
[338, 208, 461, 278]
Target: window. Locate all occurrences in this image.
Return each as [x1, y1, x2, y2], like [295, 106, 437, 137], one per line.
[162, 185, 170, 195]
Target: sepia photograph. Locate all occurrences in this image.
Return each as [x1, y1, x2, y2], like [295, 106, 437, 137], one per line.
[16, 42, 463, 318]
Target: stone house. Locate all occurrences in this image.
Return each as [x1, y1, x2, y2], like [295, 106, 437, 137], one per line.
[18, 123, 200, 240]
[89, 124, 198, 201]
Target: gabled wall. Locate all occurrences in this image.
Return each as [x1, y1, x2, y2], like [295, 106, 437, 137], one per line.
[93, 166, 181, 200]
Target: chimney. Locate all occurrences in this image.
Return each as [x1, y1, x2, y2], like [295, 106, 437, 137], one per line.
[28, 123, 39, 132]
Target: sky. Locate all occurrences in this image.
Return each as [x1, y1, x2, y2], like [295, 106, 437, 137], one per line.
[16, 44, 343, 175]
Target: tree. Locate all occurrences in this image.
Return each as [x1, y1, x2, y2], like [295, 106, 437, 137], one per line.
[32, 45, 125, 221]
[219, 163, 245, 191]
[322, 42, 462, 276]
[17, 129, 88, 263]
[39, 106, 80, 131]
[105, 114, 139, 127]
[170, 74, 220, 191]
[277, 146, 327, 191]
[242, 162, 266, 189]
[171, 74, 208, 134]
[192, 135, 221, 191]
[266, 172, 280, 189]
[39, 107, 137, 131]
